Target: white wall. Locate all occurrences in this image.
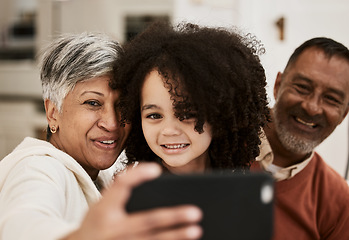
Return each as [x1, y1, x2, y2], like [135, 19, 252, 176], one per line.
[172, 0, 238, 27]
[51, 0, 174, 43]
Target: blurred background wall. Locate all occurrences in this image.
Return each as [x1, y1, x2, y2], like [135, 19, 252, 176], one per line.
[0, 0, 348, 178]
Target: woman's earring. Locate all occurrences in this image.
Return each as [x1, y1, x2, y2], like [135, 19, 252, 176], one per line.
[50, 126, 57, 134]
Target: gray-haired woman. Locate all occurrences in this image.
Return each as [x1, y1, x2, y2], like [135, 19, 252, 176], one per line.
[0, 33, 202, 240]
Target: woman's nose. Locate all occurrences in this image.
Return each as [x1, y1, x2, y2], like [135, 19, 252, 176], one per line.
[98, 107, 119, 131]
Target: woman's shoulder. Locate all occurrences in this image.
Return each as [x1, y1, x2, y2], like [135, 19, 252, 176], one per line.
[0, 137, 89, 188]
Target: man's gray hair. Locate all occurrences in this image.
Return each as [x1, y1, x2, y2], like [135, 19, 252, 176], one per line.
[39, 32, 121, 111]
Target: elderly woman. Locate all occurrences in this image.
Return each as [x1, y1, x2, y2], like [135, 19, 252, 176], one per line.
[0, 33, 202, 240]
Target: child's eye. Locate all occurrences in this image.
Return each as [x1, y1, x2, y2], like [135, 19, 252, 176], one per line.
[183, 114, 193, 120]
[180, 113, 197, 121]
[84, 100, 101, 106]
[147, 113, 162, 119]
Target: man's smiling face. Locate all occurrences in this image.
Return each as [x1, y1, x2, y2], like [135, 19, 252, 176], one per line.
[272, 47, 349, 154]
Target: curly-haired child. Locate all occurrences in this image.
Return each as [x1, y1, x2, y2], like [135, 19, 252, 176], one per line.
[112, 21, 270, 174]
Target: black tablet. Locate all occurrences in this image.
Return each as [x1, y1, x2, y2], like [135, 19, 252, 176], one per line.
[126, 171, 274, 240]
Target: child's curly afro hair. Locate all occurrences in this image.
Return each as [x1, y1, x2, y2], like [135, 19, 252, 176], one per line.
[112, 21, 270, 171]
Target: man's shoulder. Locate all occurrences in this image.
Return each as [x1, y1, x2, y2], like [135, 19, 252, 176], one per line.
[312, 152, 346, 180]
[312, 152, 349, 194]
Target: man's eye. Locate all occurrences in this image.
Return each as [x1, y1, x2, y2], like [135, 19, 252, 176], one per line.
[324, 95, 342, 105]
[147, 113, 162, 119]
[84, 100, 100, 106]
[294, 84, 311, 94]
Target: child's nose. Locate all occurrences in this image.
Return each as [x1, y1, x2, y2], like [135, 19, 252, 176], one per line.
[161, 118, 182, 136]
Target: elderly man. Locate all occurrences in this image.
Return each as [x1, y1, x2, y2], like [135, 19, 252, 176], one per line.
[253, 37, 349, 239]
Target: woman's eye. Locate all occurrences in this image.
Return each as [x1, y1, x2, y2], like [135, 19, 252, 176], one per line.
[84, 100, 101, 106]
[147, 113, 162, 119]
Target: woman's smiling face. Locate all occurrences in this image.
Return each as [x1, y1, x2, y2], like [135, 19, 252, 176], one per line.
[140, 70, 212, 174]
[48, 75, 131, 179]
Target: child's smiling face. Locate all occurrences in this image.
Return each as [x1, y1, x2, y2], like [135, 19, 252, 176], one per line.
[140, 70, 212, 174]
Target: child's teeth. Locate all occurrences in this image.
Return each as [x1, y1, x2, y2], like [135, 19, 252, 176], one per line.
[165, 144, 186, 149]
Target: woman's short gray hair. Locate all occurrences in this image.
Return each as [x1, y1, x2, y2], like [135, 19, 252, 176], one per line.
[40, 32, 121, 111]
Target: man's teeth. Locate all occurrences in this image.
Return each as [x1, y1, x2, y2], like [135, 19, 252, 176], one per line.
[100, 140, 115, 144]
[296, 117, 316, 127]
[164, 144, 187, 149]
